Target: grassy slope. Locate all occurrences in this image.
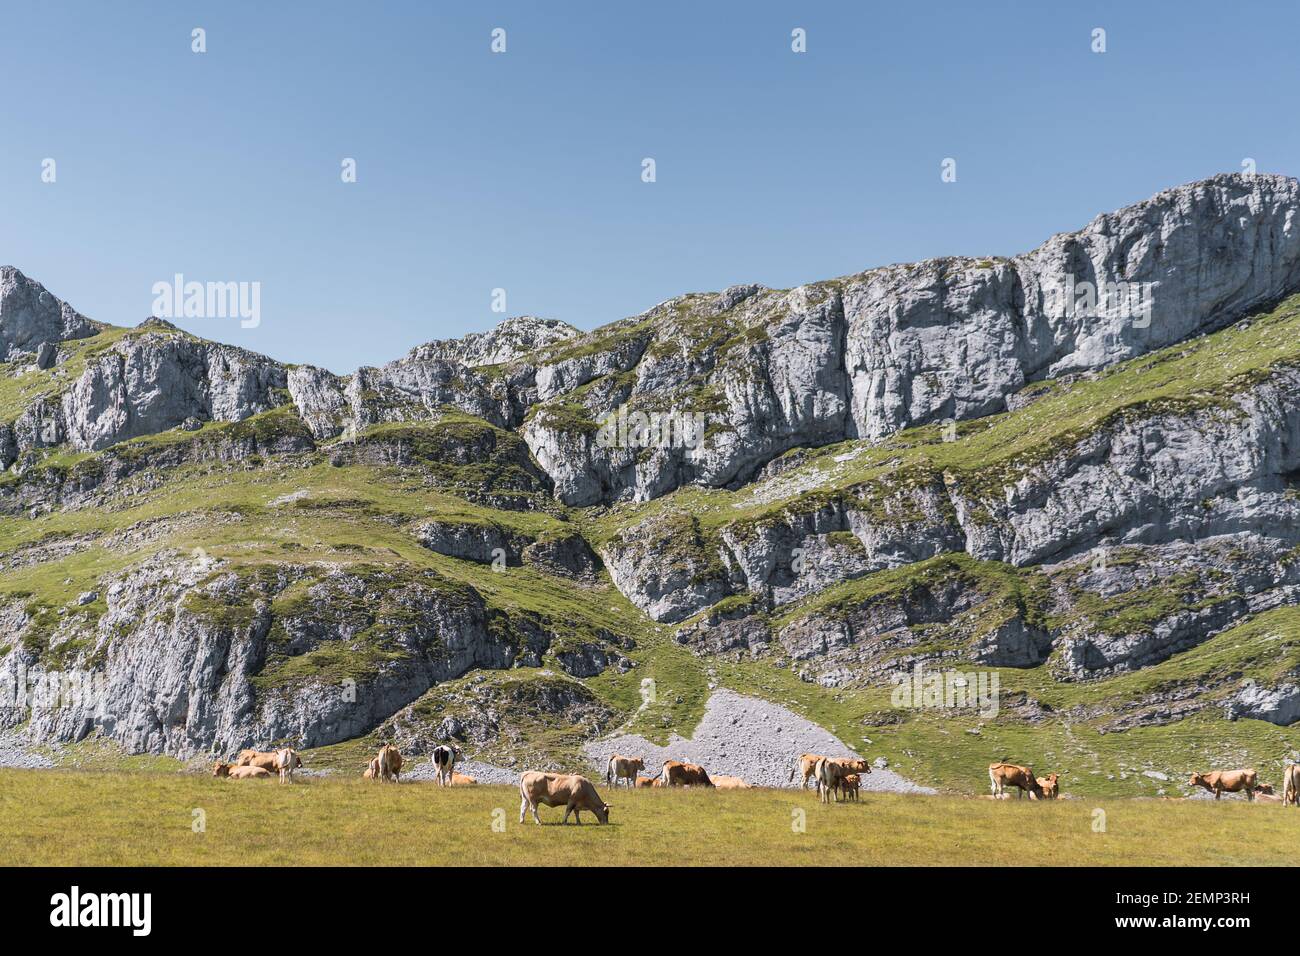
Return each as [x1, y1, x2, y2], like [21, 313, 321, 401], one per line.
[2, 768, 1297, 866]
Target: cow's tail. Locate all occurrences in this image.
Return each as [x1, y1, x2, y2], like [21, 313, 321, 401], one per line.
[606, 756, 614, 785]
[988, 766, 997, 796]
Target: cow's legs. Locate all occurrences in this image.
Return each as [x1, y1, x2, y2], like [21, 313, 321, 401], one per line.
[519, 793, 527, 824]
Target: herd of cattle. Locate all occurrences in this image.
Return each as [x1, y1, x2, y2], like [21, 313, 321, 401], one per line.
[208, 745, 1300, 822]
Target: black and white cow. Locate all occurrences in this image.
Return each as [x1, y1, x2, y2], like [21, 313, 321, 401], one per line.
[431, 744, 462, 786]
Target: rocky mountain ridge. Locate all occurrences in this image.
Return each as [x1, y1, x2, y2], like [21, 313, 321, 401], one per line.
[2, 172, 1299, 795]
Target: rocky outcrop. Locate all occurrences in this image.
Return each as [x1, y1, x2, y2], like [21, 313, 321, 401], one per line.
[0, 266, 97, 362]
[0, 552, 570, 757]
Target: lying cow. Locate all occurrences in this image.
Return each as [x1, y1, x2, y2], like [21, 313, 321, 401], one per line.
[275, 747, 301, 784]
[450, 772, 477, 786]
[518, 771, 611, 825]
[235, 749, 280, 773]
[662, 760, 713, 787]
[988, 762, 1041, 800]
[790, 753, 827, 790]
[606, 754, 645, 789]
[1033, 773, 1060, 800]
[634, 776, 658, 788]
[377, 744, 402, 783]
[711, 775, 750, 790]
[1189, 769, 1257, 801]
[213, 762, 271, 780]
[814, 757, 872, 803]
[430, 744, 461, 786]
[362, 756, 381, 780]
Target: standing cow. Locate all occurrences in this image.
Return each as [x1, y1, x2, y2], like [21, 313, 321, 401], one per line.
[1189, 769, 1258, 801]
[790, 753, 827, 790]
[814, 757, 872, 803]
[377, 744, 403, 783]
[274, 747, 302, 784]
[606, 754, 645, 788]
[662, 760, 713, 787]
[1283, 765, 1300, 806]
[518, 771, 611, 825]
[431, 744, 461, 786]
[988, 762, 1042, 800]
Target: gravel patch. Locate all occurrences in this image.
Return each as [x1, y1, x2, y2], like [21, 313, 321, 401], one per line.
[0, 730, 56, 769]
[402, 758, 517, 786]
[585, 689, 934, 792]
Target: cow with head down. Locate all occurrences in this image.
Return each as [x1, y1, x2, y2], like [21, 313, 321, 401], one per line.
[518, 771, 611, 825]
[662, 760, 713, 788]
[988, 762, 1041, 800]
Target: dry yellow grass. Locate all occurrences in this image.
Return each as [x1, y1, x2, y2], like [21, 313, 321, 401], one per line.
[2, 768, 1298, 866]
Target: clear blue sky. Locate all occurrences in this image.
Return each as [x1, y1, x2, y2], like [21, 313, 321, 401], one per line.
[2, 1, 1296, 373]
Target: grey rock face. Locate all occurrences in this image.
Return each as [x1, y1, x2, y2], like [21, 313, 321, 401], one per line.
[420, 315, 579, 367]
[1225, 681, 1300, 725]
[0, 266, 97, 362]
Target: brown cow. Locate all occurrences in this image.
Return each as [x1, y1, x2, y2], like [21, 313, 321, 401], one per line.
[662, 760, 713, 787]
[838, 773, 861, 801]
[518, 771, 611, 825]
[450, 772, 477, 786]
[790, 753, 827, 790]
[606, 754, 646, 789]
[1189, 769, 1258, 801]
[1033, 773, 1060, 800]
[634, 776, 657, 788]
[362, 756, 381, 780]
[988, 762, 1041, 800]
[213, 761, 271, 780]
[1282, 765, 1300, 806]
[814, 757, 872, 803]
[377, 744, 402, 783]
[235, 749, 280, 773]
[711, 775, 750, 790]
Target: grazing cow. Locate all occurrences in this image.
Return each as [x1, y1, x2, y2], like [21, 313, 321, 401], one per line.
[634, 776, 658, 788]
[790, 753, 827, 790]
[274, 748, 301, 785]
[606, 754, 646, 789]
[814, 757, 872, 804]
[1189, 769, 1258, 801]
[430, 744, 460, 786]
[988, 762, 1041, 800]
[1282, 765, 1300, 806]
[838, 774, 861, 801]
[1033, 773, 1060, 800]
[711, 775, 750, 790]
[1255, 782, 1275, 795]
[450, 772, 477, 786]
[662, 760, 713, 788]
[235, 749, 280, 773]
[213, 762, 271, 780]
[377, 744, 402, 783]
[518, 771, 611, 825]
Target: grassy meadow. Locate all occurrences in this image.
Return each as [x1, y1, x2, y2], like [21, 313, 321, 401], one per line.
[2, 767, 1299, 866]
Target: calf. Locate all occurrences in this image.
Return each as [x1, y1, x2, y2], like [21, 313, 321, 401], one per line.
[988, 762, 1041, 800]
[711, 775, 750, 790]
[1189, 769, 1257, 801]
[662, 760, 713, 788]
[634, 776, 658, 788]
[606, 754, 645, 789]
[450, 772, 477, 786]
[1033, 773, 1060, 800]
[518, 771, 611, 825]
[838, 774, 861, 801]
[362, 757, 380, 781]
[430, 744, 460, 786]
